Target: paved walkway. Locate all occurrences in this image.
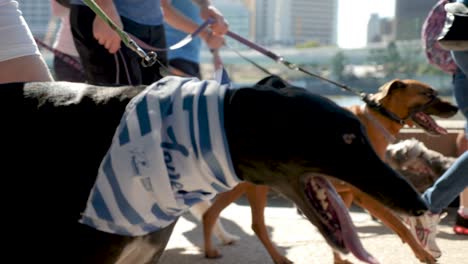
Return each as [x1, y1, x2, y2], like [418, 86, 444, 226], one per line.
[159, 194, 467, 264]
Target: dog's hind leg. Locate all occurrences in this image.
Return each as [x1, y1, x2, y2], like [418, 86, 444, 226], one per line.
[246, 184, 293, 264]
[189, 200, 240, 245]
[203, 183, 249, 258]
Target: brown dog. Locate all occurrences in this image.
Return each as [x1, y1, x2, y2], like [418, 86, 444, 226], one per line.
[202, 78, 458, 264]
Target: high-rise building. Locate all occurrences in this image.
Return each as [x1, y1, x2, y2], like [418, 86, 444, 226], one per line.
[254, 0, 337, 46]
[394, 0, 438, 40]
[254, 0, 292, 45]
[367, 13, 394, 45]
[290, 0, 338, 46]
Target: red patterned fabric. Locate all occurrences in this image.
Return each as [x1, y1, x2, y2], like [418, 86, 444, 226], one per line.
[422, 0, 457, 74]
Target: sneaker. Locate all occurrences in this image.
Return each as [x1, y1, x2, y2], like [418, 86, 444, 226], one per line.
[405, 212, 442, 258]
[453, 212, 468, 235]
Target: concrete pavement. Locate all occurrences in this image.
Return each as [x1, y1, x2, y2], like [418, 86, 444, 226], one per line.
[159, 193, 467, 264]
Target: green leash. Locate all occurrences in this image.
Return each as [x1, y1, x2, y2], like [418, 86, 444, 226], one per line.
[82, 0, 158, 67]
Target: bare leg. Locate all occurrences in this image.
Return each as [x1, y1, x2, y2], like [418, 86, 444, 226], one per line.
[0, 55, 53, 83]
[460, 188, 468, 213]
[455, 131, 468, 233]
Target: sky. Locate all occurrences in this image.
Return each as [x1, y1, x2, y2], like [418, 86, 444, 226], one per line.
[337, 0, 396, 49]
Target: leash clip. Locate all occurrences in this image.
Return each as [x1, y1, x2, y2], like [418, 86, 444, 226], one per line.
[127, 38, 158, 67]
[141, 51, 158, 67]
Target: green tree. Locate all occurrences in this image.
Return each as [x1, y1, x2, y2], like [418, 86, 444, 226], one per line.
[368, 42, 403, 78]
[330, 51, 347, 81]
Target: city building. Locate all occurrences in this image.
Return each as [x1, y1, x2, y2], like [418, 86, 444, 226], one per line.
[367, 13, 394, 46]
[290, 0, 338, 46]
[394, 0, 438, 40]
[253, 0, 338, 46]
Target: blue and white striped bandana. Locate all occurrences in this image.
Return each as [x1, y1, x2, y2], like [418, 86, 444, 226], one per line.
[80, 76, 240, 236]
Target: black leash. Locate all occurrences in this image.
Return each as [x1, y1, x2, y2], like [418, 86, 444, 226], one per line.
[224, 43, 272, 76]
[225, 31, 365, 97]
[34, 37, 84, 74]
[224, 30, 422, 126]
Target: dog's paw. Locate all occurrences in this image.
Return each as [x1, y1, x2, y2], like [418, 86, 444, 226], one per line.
[415, 251, 436, 264]
[219, 233, 240, 245]
[205, 248, 222, 259]
[273, 255, 294, 264]
[333, 252, 354, 264]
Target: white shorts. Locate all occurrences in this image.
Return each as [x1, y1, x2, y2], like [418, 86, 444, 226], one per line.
[0, 0, 40, 62]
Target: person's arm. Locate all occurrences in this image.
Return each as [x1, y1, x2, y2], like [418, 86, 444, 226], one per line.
[191, 0, 229, 35]
[51, 0, 69, 17]
[161, 0, 224, 50]
[92, 0, 123, 54]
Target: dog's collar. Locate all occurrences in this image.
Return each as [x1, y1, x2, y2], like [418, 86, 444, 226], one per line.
[361, 94, 406, 126]
[360, 104, 396, 144]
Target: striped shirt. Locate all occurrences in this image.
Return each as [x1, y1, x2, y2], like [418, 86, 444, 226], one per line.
[80, 76, 240, 236]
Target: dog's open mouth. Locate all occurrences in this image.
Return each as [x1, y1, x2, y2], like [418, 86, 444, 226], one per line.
[303, 175, 379, 264]
[411, 112, 447, 135]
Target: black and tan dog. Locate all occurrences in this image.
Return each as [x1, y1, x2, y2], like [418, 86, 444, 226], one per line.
[0, 76, 426, 264]
[202, 77, 458, 264]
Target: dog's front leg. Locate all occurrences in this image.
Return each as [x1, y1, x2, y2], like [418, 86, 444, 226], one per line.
[245, 184, 293, 264]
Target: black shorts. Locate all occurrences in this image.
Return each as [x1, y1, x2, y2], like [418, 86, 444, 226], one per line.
[169, 58, 201, 79]
[70, 5, 167, 86]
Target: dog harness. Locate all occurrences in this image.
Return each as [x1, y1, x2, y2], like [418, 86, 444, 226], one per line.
[80, 76, 240, 236]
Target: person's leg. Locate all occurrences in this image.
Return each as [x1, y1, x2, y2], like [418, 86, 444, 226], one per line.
[0, 55, 53, 83]
[454, 131, 468, 234]
[455, 187, 468, 235]
[452, 67, 468, 123]
[53, 55, 85, 82]
[130, 22, 168, 84]
[451, 52, 468, 234]
[0, 1, 53, 83]
[408, 152, 468, 257]
[452, 51, 468, 76]
[422, 151, 468, 214]
[70, 5, 142, 85]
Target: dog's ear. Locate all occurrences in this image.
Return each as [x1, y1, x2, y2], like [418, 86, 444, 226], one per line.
[374, 79, 407, 101]
[255, 75, 292, 90]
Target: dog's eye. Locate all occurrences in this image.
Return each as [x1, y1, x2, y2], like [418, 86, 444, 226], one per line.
[421, 90, 437, 98]
[342, 133, 356, 144]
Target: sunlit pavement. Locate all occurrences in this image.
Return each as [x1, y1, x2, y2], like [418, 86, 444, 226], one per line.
[159, 194, 467, 264]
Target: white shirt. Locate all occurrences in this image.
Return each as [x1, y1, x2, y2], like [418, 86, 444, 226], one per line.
[0, 0, 40, 61]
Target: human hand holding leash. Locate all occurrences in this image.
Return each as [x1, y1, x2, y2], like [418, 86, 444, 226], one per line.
[196, 1, 229, 35]
[92, 0, 122, 54]
[202, 31, 225, 50]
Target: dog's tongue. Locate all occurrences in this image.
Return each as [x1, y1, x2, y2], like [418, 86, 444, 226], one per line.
[322, 179, 380, 264]
[413, 112, 448, 135]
